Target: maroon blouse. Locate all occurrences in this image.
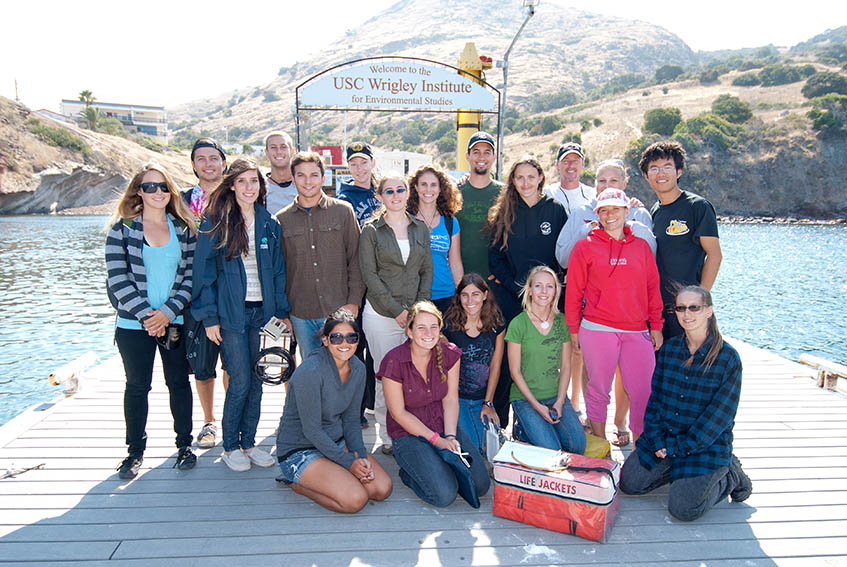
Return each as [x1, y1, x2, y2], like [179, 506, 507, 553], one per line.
[378, 339, 462, 440]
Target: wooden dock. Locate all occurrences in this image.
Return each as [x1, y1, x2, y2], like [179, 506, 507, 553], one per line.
[1, 338, 846, 566]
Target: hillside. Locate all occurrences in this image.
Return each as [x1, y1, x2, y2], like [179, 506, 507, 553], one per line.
[0, 98, 194, 214]
[168, 0, 695, 143]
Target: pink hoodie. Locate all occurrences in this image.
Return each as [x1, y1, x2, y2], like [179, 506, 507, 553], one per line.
[565, 226, 664, 334]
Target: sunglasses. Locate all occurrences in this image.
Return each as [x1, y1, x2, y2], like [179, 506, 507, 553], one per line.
[674, 304, 706, 313]
[140, 182, 169, 194]
[328, 332, 359, 345]
[383, 188, 406, 195]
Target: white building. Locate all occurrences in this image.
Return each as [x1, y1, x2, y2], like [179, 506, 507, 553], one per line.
[60, 99, 168, 143]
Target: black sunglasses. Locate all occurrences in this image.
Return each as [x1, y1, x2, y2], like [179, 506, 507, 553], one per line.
[328, 332, 359, 345]
[140, 181, 169, 194]
[674, 304, 706, 313]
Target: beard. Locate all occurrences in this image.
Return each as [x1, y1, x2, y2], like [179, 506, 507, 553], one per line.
[473, 165, 490, 175]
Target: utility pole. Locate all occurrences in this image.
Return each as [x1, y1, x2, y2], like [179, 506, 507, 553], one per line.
[496, 0, 538, 179]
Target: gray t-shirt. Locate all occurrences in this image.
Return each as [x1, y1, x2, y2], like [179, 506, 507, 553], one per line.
[265, 173, 298, 216]
[275, 346, 367, 469]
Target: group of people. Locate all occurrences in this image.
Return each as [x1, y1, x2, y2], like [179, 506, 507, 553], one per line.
[105, 128, 752, 521]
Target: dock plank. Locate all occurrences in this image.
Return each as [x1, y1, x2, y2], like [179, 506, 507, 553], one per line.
[2, 337, 846, 565]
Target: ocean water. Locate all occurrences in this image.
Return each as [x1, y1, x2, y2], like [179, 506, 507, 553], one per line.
[0, 216, 845, 426]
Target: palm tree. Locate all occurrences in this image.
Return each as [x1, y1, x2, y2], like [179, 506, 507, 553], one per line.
[82, 106, 100, 131]
[78, 90, 95, 107]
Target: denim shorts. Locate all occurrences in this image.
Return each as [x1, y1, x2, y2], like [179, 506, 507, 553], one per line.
[277, 439, 345, 484]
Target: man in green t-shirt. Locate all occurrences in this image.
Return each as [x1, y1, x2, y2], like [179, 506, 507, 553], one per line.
[455, 131, 503, 278]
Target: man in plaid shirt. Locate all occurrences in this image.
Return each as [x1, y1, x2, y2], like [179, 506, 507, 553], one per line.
[620, 286, 752, 521]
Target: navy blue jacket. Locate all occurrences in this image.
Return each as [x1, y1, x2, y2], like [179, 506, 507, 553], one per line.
[191, 204, 290, 330]
[336, 182, 381, 227]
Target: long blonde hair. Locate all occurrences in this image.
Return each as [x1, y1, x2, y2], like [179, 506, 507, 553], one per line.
[405, 301, 448, 383]
[677, 285, 724, 371]
[109, 162, 196, 233]
[519, 265, 561, 315]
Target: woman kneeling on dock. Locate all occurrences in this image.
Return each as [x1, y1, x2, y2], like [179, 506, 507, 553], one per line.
[192, 159, 290, 472]
[381, 301, 490, 507]
[620, 285, 753, 521]
[105, 162, 198, 479]
[275, 309, 392, 513]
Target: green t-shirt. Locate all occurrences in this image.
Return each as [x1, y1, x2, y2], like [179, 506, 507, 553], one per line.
[456, 178, 503, 278]
[505, 312, 570, 402]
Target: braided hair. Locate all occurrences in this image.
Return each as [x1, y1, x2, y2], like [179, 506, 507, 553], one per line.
[405, 301, 447, 383]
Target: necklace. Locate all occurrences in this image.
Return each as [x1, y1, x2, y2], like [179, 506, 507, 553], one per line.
[419, 208, 439, 231]
[529, 309, 552, 330]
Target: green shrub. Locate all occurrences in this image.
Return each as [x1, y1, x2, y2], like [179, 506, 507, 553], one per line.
[562, 132, 582, 145]
[802, 72, 847, 99]
[758, 64, 805, 86]
[675, 113, 744, 151]
[436, 130, 456, 153]
[655, 64, 684, 83]
[529, 90, 578, 113]
[26, 118, 90, 154]
[643, 107, 682, 136]
[593, 117, 603, 127]
[262, 89, 280, 102]
[98, 117, 128, 137]
[698, 69, 721, 85]
[806, 94, 847, 130]
[732, 72, 761, 86]
[711, 94, 753, 123]
[623, 133, 661, 167]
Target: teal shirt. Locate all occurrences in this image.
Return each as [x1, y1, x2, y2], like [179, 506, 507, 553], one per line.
[505, 312, 570, 402]
[117, 218, 184, 329]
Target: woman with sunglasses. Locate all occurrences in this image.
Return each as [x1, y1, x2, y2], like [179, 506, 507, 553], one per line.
[381, 301, 490, 507]
[192, 159, 290, 472]
[565, 188, 664, 447]
[359, 174, 433, 454]
[275, 309, 392, 512]
[443, 273, 505, 451]
[407, 164, 464, 314]
[620, 285, 752, 521]
[106, 163, 198, 479]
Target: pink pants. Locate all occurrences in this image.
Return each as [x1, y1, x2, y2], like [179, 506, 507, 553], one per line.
[579, 327, 656, 436]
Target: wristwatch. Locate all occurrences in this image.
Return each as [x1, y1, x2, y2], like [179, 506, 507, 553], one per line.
[483, 400, 494, 409]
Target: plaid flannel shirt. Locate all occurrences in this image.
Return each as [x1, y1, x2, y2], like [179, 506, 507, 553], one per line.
[637, 334, 742, 481]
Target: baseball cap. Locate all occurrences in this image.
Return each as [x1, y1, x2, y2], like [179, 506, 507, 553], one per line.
[556, 142, 584, 162]
[190, 138, 226, 162]
[467, 131, 496, 153]
[594, 188, 629, 211]
[346, 142, 373, 162]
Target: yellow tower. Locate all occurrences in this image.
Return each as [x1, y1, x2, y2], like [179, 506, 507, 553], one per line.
[456, 42, 492, 171]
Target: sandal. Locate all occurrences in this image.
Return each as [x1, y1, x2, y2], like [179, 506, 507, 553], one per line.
[612, 429, 631, 447]
[197, 422, 217, 449]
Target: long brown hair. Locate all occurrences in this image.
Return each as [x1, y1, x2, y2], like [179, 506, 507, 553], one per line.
[445, 273, 504, 334]
[677, 285, 723, 370]
[110, 162, 196, 233]
[405, 301, 448, 383]
[204, 158, 267, 261]
[407, 163, 463, 217]
[485, 155, 546, 250]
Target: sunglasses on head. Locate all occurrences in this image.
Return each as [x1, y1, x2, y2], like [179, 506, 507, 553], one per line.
[383, 188, 406, 195]
[140, 182, 169, 194]
[328, 332, 359, 345]
[674, 304, 706, 313]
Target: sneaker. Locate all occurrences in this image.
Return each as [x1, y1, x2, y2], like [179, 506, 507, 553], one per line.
[117, 454, 143, 479]
[197, 422, 217, 449]
[380, 444, 393, 456]
[222, 450, 251, 472]
[730, 455, 753, 502]
[245, 447, 276, 468]
[174, 446, 197, 470]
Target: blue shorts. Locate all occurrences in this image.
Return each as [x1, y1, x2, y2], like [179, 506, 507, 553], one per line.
[277, 439, 346, 484]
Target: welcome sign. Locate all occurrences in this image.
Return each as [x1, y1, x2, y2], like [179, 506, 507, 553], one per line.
[297, 57, 499, 113]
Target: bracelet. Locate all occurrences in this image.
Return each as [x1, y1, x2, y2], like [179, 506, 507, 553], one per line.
[444, 434, 456, 439]
[483, 401, 494, 409]
[428, 432, 440, 444]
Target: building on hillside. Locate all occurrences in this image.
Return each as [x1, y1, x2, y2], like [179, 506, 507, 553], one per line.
[36, 109, 73, 124]
[60, 99, 168, 143]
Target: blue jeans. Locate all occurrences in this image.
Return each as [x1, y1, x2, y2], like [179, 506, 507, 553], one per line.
[220, 306, 266, 452]
[289, 315, 326, 359]
[511, 396, 586, 454]
[457, 398, 486, 452]
[392, 426, 490, 507]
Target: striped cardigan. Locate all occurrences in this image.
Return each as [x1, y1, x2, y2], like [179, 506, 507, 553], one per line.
[105, 215, 196, 323]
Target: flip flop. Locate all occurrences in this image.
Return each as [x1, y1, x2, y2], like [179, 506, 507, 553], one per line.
[611, 429, 631, 447]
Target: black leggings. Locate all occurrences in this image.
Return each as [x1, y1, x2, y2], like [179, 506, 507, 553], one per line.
[115, 327, 193, 454]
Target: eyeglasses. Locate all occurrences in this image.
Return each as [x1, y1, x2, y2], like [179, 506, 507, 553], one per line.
[383, 188, 406, 195]
[647, 164, 677, 175]
[140, 182, 169, 193]
[328, 332, 360, 345]
[674, 304, 706, 313]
